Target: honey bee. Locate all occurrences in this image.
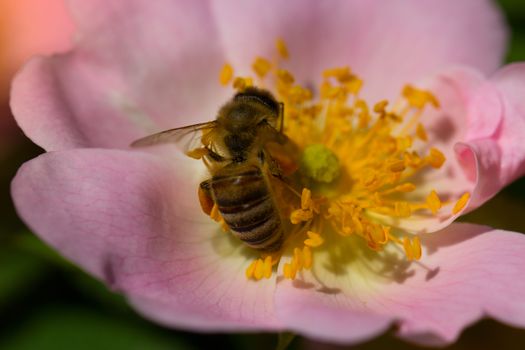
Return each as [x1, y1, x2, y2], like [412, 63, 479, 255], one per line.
[131, 87, 300, 252]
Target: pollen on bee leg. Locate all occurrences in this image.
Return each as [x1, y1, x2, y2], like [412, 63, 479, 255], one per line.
[186, 147, 208, 159]
[198, 185, 214, 216]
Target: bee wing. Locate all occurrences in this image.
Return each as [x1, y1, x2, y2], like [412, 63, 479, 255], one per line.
[130, 121, 217, 152]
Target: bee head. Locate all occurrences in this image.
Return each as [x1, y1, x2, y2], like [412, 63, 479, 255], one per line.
[219, 87, 281, 133]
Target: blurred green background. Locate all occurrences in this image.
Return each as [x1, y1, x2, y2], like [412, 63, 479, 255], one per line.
[1, 1, 525, 349]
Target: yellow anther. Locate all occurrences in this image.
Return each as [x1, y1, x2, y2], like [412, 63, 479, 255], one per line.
[402, 85, 440, 109]
[293, 248, 303, 270]
[395, 183, 416, 192]
[304, 231, 324, 247]
[290, 209, 313, 224]
[389, 160, 406, 173]
[428, 148, 446, 168]
[369, 225, 388, 245]
[373, 100, 389, 114]
[263, 256, 273, 279]
[426, 190, 442, 214]
[277, 69, 295, 85]
[253, 259, 264, 280]
[403, 237, 414, 260]
[453, 192, 471, 214]
[245, 260, 257, 279]
[233, 77, 253, 91]
[302, 246, 312, 269]
[394, 202, 412, 217]
[346, 77, 363, 95]
[416, 123, 428, 141]
[397, 136, 413, 150]
[323, 66, 353, 83]
[276, 38, 289, 59]
[412, 236, 422, 260]
[283, 262, 297, 280]
[219, 63, 233, 86]
[252, 57, 272, 78]
[301, 188, 312, 210]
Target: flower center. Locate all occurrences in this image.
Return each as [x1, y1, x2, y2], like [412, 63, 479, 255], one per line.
[213, 40, 469, 281]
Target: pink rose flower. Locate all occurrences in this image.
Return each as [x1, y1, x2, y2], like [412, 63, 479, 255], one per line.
[10, 0, 525, 346]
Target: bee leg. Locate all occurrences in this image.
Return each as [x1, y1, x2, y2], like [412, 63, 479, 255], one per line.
[278, 102, 285, 133]
[205, 147, 225, 162]
[198, 180, 215, 215]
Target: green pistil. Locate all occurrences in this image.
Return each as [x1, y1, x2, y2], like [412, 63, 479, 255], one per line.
[300, 144, 341, 184]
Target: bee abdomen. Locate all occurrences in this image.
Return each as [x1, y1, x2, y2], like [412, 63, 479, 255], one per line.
[211, 170, 283, 252]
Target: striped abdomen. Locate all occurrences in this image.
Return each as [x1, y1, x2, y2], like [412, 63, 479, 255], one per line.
[210, 166, 283, 252]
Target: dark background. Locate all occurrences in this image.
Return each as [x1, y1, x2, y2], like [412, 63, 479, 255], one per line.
[1, 1, 524, 349]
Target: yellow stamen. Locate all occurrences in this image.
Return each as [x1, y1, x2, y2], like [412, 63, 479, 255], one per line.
[245, 260, 257, 279]
[402, 85, 439, 109]
[276, 38, 289, 59]
[233, 77, 253, 91]
[263, 256, 273, 279]
[253, 259, 264, 280]
[453, 192, 471, 214]
[394, 202, 412, 217]
[301, 188, 312, 210]
[428, 148, 446, 168]
[283, 262, 297, 280]
[302, 246, 312, 269]
[219, 63, 233, 86]
[403, 237, 414, 260]
[426, 190, 442, 214]
[416, 123, 428, 141]
[293, 248, 303, 270]
[412, 236, 422, 260]
[290, 209, 313, 224]
[252, 57, 272, 78]
[277, 69, 294, 85]
[304, 231, 324, 247]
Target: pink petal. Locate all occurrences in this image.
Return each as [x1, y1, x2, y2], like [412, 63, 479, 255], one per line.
[383, 223, 525, 345]
[212, 0, 507, 101]
[489, 63, 525, 188]
[11, 148, 281, 330]
[11, 0, 229, 151]
[440, 63, 525, 210]
[275, 223, 525, 346]
[275, 281, 393, 345]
